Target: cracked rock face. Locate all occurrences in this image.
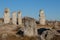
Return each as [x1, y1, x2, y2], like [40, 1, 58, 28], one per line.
[23, 17, 37, 37]
[39, 29, 60, 40]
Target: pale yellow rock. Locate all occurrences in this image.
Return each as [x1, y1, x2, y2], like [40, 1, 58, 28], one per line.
[12, 12, 17, 25]
[17, 11, 22, 25]
[4, 8, 10, 24]
[39, 9, 45, 25]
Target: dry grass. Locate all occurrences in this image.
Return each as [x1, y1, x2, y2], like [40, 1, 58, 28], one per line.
[0, 34, 39, 40]
[51, 35, 60, 40]
[0, 33, 60, 40]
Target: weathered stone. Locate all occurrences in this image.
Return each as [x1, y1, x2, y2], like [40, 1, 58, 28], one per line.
[54, 21, 60, 29]
[4, 8, 10, 24]
[41, 29, 60, 40]
[12, 12, 17, 25]
[17, 11, 22, 25]
[39, 9, 45, 25]
[23, 17, 37, 37]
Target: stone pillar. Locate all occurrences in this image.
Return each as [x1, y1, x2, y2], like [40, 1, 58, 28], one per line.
[12, 12, 17, 25]
[4, 8, 10, 24]
[39, 9, 45, 25]
[54, 21, 59, 29]
[17, 11, 22, 25]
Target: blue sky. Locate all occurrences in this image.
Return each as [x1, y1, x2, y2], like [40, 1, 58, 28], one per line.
[0, 0, 60, 20]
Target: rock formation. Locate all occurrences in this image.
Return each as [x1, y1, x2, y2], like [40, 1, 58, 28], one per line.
[17, 11, 22, 25]
[12, 12, 17, 25]
[23, 17, 37, 37]
[4, 8, 10, 24]
[39, 9, 45, 25]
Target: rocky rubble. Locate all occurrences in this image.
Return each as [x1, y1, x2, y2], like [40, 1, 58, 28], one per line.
[0, 29, 60, 40]
[0, 17, 60, 40]
[38, 28, 60, 40]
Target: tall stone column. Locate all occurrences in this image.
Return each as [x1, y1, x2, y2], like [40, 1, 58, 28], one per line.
[17, 11, 22, 25]
[12, 12, 17, 25]
[4, 8, 10, 24]
[39, 9, 45, 25]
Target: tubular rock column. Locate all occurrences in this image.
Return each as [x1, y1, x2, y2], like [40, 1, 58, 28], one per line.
[17, 11, 22, 25]
[39, 9, 45, 25]
[12, 12, 17, 25]
[4, 8, 10, 24]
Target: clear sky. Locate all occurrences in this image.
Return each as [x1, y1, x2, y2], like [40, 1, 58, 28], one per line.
[0, 0, 60, 21]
